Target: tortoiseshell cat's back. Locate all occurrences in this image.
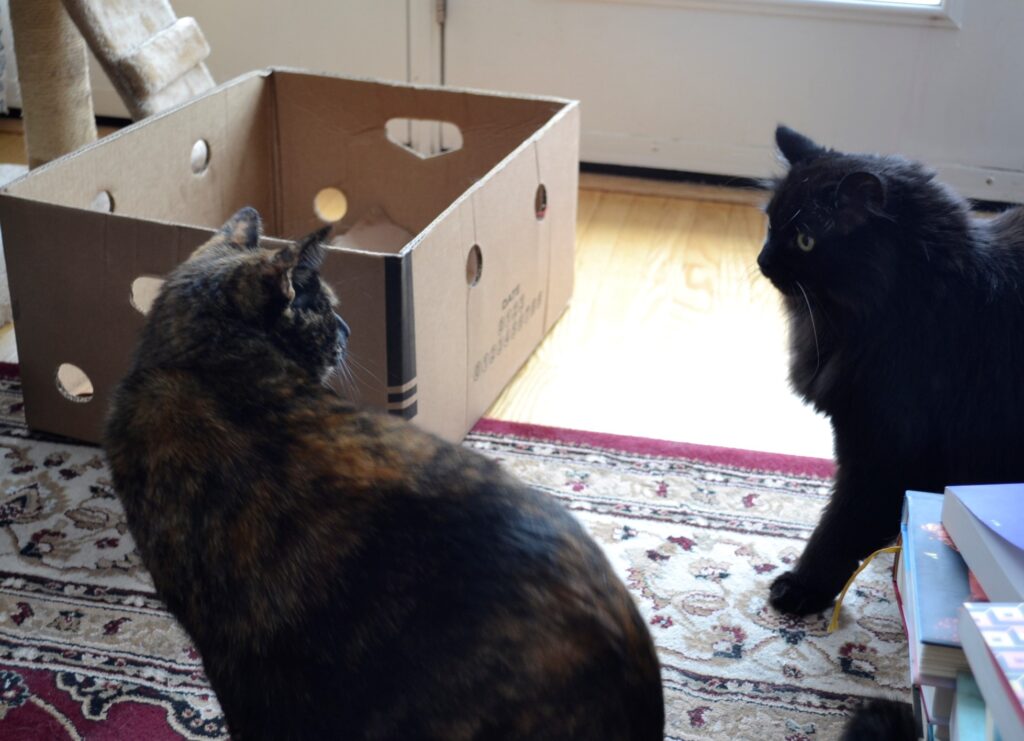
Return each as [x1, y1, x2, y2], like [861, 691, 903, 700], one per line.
[104, 208, 664, 740]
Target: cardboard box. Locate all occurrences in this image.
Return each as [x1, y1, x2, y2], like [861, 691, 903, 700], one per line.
[0, 68, 579, 443]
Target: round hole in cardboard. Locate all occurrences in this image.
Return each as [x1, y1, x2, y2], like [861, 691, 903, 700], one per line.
[466, 244, 483, 287]
[56, 363, 94, 403]
[90, 191, 114, 212]
[535, 184, 548, 220]
[314, 187, 348, 223]
[130, 276, 165, 315]
[191, 139, 211, 175]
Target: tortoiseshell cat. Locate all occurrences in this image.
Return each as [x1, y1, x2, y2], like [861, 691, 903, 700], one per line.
[759, 126, 1024, 620]
[104, 208, 664, 740]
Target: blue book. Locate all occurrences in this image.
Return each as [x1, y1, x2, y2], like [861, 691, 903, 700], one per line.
[952, 672, 987, 741]
[899, 491, 978, 685]
[924, 683, 954, 726]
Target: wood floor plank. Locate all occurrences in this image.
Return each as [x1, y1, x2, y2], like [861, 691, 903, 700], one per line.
[487, 187, 833, 458]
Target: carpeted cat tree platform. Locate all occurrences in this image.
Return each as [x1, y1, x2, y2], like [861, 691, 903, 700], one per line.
[60, 0, 215, 121]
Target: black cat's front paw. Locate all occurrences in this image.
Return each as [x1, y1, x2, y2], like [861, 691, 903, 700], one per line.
[769, 571, 837, 616]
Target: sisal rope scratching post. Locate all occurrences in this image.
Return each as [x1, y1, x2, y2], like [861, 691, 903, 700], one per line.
[9, 0, 97, 169]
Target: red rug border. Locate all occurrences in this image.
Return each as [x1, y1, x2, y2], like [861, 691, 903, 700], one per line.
[471, 418, 835, 479]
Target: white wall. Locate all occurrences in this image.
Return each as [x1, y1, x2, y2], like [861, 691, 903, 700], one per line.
[2, 0, 1020, 201]
[0, 0, 411, 119]
[444, 0, 1024, 201]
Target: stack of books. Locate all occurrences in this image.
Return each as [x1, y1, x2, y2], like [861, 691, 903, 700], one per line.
[895, 486, 1024, 741]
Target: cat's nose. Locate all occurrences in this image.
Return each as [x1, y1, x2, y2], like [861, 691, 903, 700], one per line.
[757, 245, 773, 273]
[335, 314, 350, 341]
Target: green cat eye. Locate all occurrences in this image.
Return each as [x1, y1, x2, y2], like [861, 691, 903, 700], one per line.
[796, 232, 816, 252]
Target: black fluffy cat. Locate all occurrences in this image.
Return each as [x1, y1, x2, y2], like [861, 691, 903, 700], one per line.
[759, 126, 1024, 618]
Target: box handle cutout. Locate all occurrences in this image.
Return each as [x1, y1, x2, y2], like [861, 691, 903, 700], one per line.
[314, 187, 348, 223]
[56, 364, 94, 403]
[535, 184, 548, 220]
[466, 244, 483, 287]
[130, 276, 165, 315]
[191, 139, 210, 175]
[90, 191, 114, 212]
[385, 118, 463, 159]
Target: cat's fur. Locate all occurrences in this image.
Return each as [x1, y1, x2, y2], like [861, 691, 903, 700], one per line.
[104, 208, 664, 740]
[840, 698, 916, 741]
[759, 126, 1024, 617]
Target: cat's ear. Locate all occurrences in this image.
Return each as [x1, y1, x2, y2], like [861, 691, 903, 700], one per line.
[776, 126, 825, 166]
[835, 171, 887, 227]
[296, 225, 332, 272]
[260, 245, 300, 307]
[219, 207, 262, 250]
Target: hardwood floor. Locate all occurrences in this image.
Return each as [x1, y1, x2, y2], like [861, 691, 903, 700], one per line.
[488, 179, 832, 458]
[0, 118, 832, 458]
[0, 117, 120, 165]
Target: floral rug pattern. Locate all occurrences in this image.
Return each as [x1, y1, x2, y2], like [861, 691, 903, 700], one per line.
[0, 371, 908, 739]
[468, 420, 909, 740]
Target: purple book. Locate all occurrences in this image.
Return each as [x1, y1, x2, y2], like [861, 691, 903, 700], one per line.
[944, 485, 1024, 603]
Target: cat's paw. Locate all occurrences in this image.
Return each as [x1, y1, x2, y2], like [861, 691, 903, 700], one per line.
[769, 571, 836, 616]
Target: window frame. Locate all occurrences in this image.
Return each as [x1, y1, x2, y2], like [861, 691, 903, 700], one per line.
[571, 0, 964, 29]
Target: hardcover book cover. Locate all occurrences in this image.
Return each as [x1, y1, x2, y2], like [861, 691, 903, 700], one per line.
[959, 603, 1024, 741]
[944, 485, 1024, 603]
[905, 491, 973, 646]
[951, 672, 987, 741]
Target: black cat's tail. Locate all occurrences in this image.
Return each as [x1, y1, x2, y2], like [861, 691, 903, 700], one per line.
[841, 698, 916, 741]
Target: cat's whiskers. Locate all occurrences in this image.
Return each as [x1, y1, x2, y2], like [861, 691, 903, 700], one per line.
[794, 280, 821, 379]
[322, 364, 345, 395]
[342, 352, 385, 392]
[343, 367, 359, 398]
[782, 208, 803, 231]
[337, 362, 360, 399]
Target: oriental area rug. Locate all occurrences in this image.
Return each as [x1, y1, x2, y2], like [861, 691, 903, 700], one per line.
[0, 367, 908, 740]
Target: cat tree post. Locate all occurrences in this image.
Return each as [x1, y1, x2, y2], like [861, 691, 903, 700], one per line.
[9, 0, 97, 168]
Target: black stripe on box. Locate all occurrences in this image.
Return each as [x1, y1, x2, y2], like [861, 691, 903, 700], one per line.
[389, 400, 418, 420]
[384, 253, 417, 390]
[387, 385, 418, 404]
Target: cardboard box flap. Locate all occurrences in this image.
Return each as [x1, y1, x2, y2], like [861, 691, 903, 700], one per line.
[464, 140, 551, 424]
[406, 200, 474, 441]
[0, 197, 213, 440]
[1, 67, 575, 256]
[533, 104, 580, 331]
[3, 72, 277, 234]
[318, 248, 390, 411]
[271, 70, 570, 244]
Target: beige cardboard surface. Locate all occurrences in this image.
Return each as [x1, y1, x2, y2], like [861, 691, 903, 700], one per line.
[408, 201, 474, 441]
[271, 71, 563, 239]
[0, 198, 212, 441]
[6, 73, 275, 232]
[465, 144, 550, 424]
[332, 211, 414, 255]
[536, 106, 581, 333]
[0, 69, 578, 443]
[319, 248, 389, 409]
